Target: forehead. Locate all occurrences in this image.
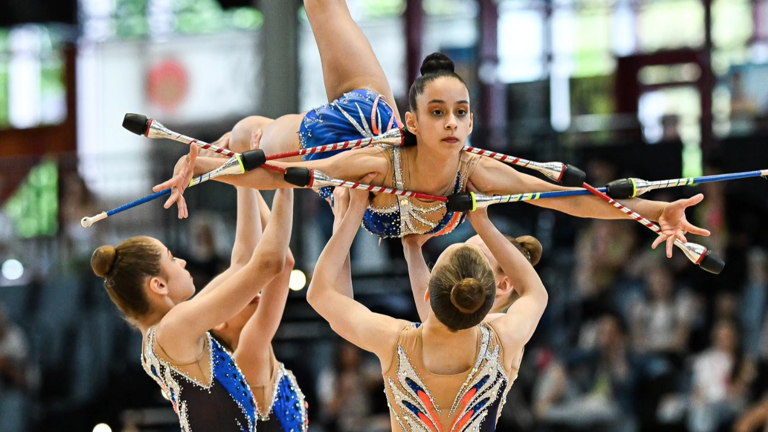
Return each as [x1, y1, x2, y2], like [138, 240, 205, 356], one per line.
[418, 76, 469, 105]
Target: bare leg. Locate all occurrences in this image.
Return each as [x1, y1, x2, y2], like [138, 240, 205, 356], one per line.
[229, 114, 304, 162]
[304, 0, 401, 120]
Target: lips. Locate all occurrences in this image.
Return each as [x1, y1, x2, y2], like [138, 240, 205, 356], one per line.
[442, 137, 459, 144]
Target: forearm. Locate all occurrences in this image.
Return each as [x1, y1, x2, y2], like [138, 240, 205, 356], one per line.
[530, 193, 665, 221]
[194, 156, 294, 190]
[251, 189, 293, 269]
[231, 187, 263, 266]
[403, 242, 431, 322]
[307, 206, 364, 305]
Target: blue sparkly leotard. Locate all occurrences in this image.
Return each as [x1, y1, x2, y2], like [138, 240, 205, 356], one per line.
[249, 349, 308, 432]
[141, 327, 257, 432]
[298, 89, 481, 239]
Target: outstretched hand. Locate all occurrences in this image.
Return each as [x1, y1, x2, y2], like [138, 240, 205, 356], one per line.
[653, 193, 711, 258]
[153, 145, 199, 219]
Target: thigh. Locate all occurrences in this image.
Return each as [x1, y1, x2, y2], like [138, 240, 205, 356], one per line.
[231, 114, 304, 162]
[304, 0, 401, 120]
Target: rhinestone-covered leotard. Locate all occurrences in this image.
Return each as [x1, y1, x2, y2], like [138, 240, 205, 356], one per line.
[382, 322, 518, 432]
[141, 327, 257, 432]
[298, 89, 481, 239]
[249, 349, 308, 432]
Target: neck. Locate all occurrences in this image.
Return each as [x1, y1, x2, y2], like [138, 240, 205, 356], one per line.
[136, 307, 170, 335]
[410, 143, 461, 194]
[422, 314, 476, 340]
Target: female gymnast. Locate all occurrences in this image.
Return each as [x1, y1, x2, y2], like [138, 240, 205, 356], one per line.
[208, 186, 307, 432]
[307, 184, 548, 431]
[403, 230, 542, 321]
[154, 0, 707, 257]
[90, 186, 293, 432]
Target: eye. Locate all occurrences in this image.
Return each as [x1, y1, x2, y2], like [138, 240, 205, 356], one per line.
[457, 109, 468, 116]
[431, 109, 443, 116]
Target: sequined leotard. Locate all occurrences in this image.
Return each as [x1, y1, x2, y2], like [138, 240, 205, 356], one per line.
[248, 348, 308, 432]
[299, 89, 481, 239]
[382, 322, 518, 432]
[141, 327, 257, 432]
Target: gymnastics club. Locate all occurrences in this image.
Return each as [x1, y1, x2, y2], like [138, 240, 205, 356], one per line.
[123, 114, 585, 187]
[582, 182, 724, 274]
[122, 113, 408, 161]
[283, 167, 448, 202]
[80, 149, 270, 228]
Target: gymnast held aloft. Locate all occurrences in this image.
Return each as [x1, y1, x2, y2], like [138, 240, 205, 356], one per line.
[90, 187, 302, 432]
[155, 0, 709, 254]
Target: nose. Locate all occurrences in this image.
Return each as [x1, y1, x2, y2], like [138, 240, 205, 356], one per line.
[178, 258, 187, 269]
[445, 113, 458, 131]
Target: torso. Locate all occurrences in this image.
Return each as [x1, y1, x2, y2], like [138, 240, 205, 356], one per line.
[141, 327, 257, 432]
[382, 322, 518, 432]
[247, 349, 308, 432]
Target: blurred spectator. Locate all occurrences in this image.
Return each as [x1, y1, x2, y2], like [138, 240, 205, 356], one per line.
[733, 395, 768, 432]
[181, 217, 228, 289]
[59, 172, 102, 269]
[629, 263, 697, 356]
[317, 342, 389, 432]
[742, 248, 768, 358]
[0, 302, 31, 432]
[688, 320, 756, 432]
[534, 314, 640, 432]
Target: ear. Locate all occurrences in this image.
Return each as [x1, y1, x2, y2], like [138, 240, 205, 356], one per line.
[147, 276, 169, 297]
[496, 276, 514, 297]
[423, 289, 431, 303]
[468, 112, 474, 134]
[405, 111, 418, 135]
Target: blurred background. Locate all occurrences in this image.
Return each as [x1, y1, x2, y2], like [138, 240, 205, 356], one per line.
[1, 0, 768, 431]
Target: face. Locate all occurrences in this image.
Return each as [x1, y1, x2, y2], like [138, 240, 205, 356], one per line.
[407, 77, 472, 155]
[713, 322, 737, 352]
[151, 238, 196, 304]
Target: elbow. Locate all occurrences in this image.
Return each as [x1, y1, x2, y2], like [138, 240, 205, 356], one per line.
[254, 253, 287, 276]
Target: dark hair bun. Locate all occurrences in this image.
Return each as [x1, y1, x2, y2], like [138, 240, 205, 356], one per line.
[92, 245, 117, 277]
[516, 236, 543, 267]
[450, 278, 485, 314]
[420, 52, 455, 76]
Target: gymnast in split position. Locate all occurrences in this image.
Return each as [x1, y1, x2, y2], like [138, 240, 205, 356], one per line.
[307, 184, 548, 431]
[155, 0, 708, 257]
[90, 186, 295, 432]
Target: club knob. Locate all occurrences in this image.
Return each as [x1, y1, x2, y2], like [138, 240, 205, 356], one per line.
[699, 250, 725, 275]
[284, 167, 312, 187]
[560, 164, 586, 187]
[240, 149, 266, 171]
[605, 178, 636, 199]
[446, 193, 475, 212]
[123, 113, 150, 136]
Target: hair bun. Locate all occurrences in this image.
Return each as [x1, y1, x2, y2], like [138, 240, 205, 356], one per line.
[420, 52, 455, 76]
[450, 278, 485, 314]
[92, 245, 117, 277]
[515, 236, 543, 266]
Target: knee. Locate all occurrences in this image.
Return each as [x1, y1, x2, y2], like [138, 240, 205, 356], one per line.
[230, 116, 273, 154]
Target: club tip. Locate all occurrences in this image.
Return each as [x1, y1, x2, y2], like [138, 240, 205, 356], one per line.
[699, 250, 725, 275]
[123, 113, 150, 136]
[560, 164, 586, 187]
[81, 216, 93, 228]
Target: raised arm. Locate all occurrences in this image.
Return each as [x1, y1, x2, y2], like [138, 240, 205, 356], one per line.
[306, 186, 404, 367]
[470, 157, 710, 257]
[158, 189, 293, 352]
[195, 187, 264, 298]
[466, 205, 547, 361]
[402, 235, 433, 322]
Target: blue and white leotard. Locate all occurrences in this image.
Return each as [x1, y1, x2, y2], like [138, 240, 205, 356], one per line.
[299, 89, 480, 239]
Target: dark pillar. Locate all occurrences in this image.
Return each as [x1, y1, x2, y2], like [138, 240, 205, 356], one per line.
[701, 0, 714, 160]
[259, 0, 300, 118]
[478, 0, 505, 149]
[405, 0, 424, 90]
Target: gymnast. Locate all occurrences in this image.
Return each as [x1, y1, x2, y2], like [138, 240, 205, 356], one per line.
[403, 229, 542, 321]
[154, 0, 708, 258]
[307, 184, 547, 431]
[90, 186, 293, 432]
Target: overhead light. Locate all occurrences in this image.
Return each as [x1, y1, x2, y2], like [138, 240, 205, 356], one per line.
[1, 259, 24, 281]
[92, 424, 112, 432]
[288, 269, 307, 291]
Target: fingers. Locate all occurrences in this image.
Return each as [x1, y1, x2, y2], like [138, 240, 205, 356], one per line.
[674, 231, 687, 244]
[682, 193, 704, 208]
[685, 223, 711, 237]
[154, 178, 176, 192]
[164, 188, 180, 209]
[217, 132, 232, 150]
[651, 234, 667, 250]
[188, 143, 199, 164]
[666, 236, 675, 258]
[358, 172, 377, 184]
[250, 129, 263, 150]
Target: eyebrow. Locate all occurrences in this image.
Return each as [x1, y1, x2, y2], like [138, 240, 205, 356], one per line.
[427, 99, 469, 105]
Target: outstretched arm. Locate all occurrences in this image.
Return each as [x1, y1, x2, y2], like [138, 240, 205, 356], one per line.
[467, 205, 547, 360]
[402, 235, 433, 322]
[196, 187, 264, 298]
[306, 186, 404, 367]
[470, 157, 710, 257]
[158, 189, 293, 357]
